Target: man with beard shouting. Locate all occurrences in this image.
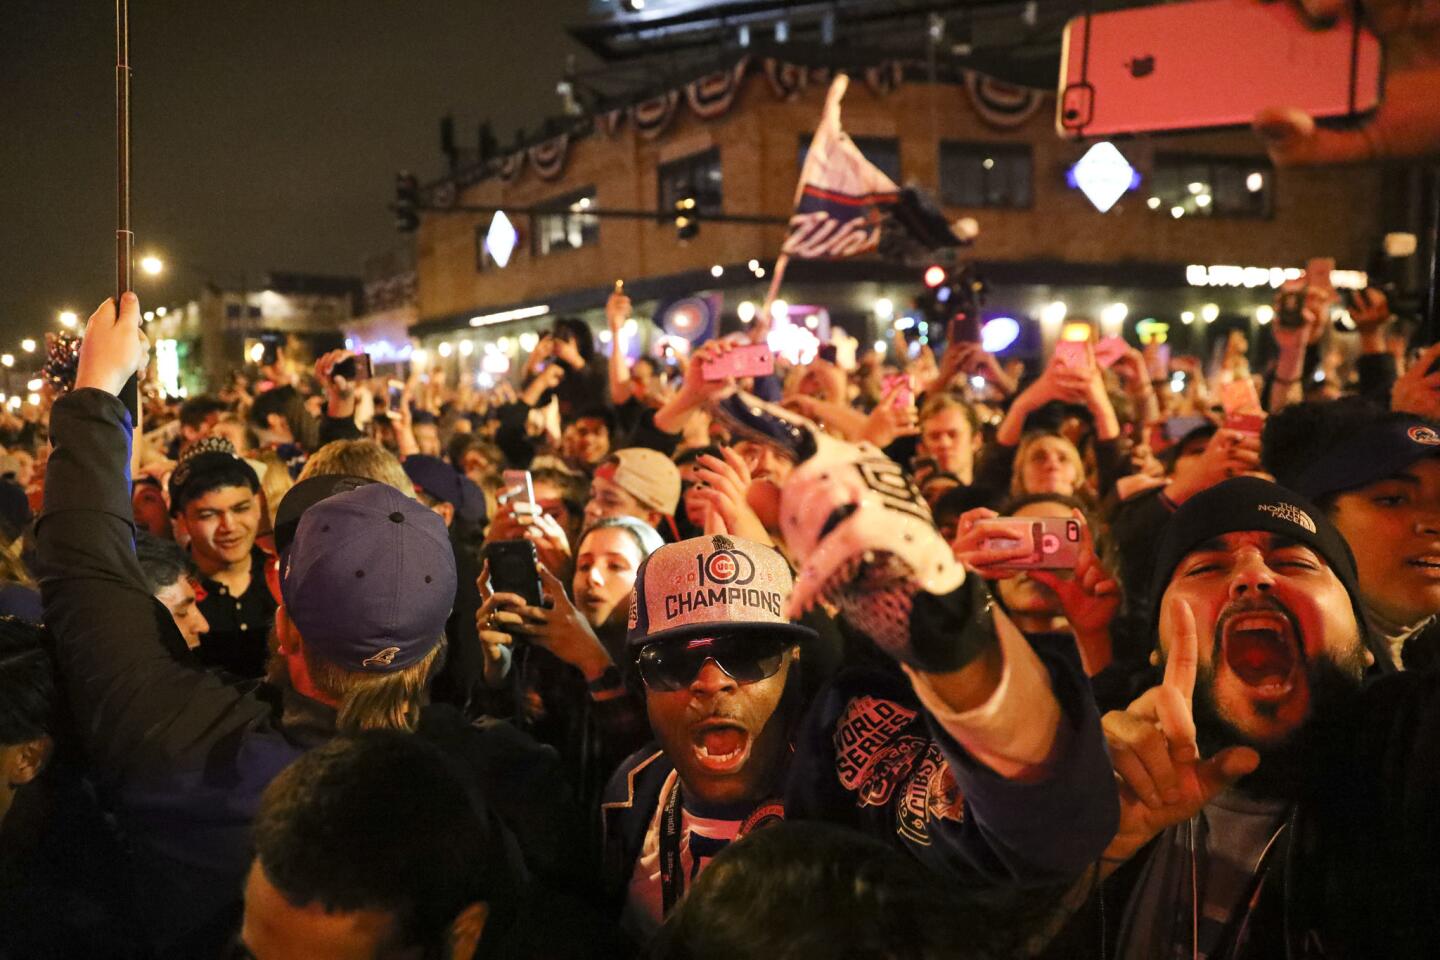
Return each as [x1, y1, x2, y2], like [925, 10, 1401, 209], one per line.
[1043, 476, 1440, 959]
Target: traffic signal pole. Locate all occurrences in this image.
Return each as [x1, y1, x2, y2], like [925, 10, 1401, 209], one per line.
[398, 202, 790, 227]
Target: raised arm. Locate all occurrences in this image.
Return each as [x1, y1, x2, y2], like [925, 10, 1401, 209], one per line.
[715, 393, 1119, 885]
[606, 287, 633, 407]
[37, 295, 268, 780]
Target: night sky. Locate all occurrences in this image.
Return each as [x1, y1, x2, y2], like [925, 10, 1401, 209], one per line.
[0, 0, 591, 342]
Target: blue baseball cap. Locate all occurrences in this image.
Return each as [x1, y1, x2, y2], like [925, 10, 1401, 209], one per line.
[281, 483, 457, 672]
[1288, 417, 1440, 501]
[403, 455, 464, 507]
[403, 455, 488, 528]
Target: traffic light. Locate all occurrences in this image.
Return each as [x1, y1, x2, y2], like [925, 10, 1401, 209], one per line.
[394, 171, 420, 234]
[915, 264, 988, 346]
[674, 196, 699, 241]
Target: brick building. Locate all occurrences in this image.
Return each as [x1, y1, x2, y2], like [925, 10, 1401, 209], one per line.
[406, 2, 1419, 380]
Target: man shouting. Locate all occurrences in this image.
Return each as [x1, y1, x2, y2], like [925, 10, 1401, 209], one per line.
[1045, 477, 1440, 959]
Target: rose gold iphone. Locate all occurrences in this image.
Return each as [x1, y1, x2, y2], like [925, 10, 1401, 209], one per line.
[1058, 0, 1382, 138]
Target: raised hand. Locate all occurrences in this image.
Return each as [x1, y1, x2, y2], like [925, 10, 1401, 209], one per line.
[501, 565, 616, 682]
[75, 294, 151, 397]
[861, 378, 920, 448]
[692, 447, 774, 545]
[950, 508, 1038, 579]
[606, 287, 632, 333]
[1253, 0, 1440, 166]
[1099, 599, 1260, 871]
[1392, 342, 1440, 420]
[475, 561, 522, 688]
[1167, 428, 1264, 504]
[1029, 510, 1119, 674]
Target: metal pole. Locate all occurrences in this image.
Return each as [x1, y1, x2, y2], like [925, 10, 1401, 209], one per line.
[116, 0, 132, 302]
[116, 0, 139, 426]
[420, 202, 791, 226]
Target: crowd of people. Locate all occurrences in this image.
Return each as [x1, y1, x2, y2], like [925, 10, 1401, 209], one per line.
[3, 0, 1440, 949]
[0, 261, 1437, 959]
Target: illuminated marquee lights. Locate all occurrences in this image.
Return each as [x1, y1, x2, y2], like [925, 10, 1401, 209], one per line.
[469, 304, 551, 327]
[1185, 264, 1368, 290]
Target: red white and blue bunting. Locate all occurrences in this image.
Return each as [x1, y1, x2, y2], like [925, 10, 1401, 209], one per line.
[632, 90, 681, 141]
[528, 134, 570, 181]
[685, 55, 750, 119]
[498, 151, 526, 182]
[763, 58, 808, 101]
[962, 70, 1045, 129]
[863, 61, 904, 98]
[600, 107, 626, 138]
[446, 60, 1043, 190]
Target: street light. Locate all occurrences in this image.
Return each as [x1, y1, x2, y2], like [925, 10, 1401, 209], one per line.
[1, 356, 12, 368]
[20, 339, 35, 353]
[58, 310, 78, 328]
[140, 255, 164, 276]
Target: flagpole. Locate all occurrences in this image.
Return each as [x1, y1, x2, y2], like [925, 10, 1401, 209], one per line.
[758, 74, 851, 342]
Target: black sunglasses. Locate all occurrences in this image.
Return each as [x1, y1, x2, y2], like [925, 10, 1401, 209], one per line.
[636, 634, 792, 692]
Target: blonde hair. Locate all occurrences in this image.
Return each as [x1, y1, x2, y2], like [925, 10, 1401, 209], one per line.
[1010, 432, 1086, 499]
[918, 391, 979, 432]
[252, 448, 295, 533]
[303, 640, 443, 733]
[300, 440, 416, 497]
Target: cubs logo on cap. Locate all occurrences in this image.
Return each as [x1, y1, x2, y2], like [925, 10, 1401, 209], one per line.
[627, 534, 817, 647]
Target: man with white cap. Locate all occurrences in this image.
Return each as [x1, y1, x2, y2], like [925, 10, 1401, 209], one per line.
[602, 420, 1118, 942]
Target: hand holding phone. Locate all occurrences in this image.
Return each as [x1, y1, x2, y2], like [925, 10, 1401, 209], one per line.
[1057, 0, 1382, 138]
[1094, 337, 1129, 369]
[483, 539, 544, 607]
[702, 343, 776, 382]
[1218, 377, 1262, 416]
[974, 517, 1083, 569]
[1053, 340, 1092, 374]
[334, 353, 373, 382]
[882, 372, 914, 411]
[500, 469, 537, 523]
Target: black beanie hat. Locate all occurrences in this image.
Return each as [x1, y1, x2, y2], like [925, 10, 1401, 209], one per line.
[1146, 477, 1386, 671]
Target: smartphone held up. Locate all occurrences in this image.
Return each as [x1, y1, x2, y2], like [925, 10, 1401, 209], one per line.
[484, 539, 544, 608]
[1057, 0, 1383, 138]
[975, 517, 1083, 570]
[701, 343, 776, 382]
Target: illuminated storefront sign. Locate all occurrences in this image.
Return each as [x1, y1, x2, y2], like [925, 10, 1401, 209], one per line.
[1185, 264, 1367, 290]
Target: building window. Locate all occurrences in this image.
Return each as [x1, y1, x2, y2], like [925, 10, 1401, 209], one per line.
[1148, 156, 1273, 218]
[798, 135, 901, 184]
[658, 147, 722, 222]
[224, 303, 263, 320]
[939, 142, 1032, 209]
[531, 189, 600, 256]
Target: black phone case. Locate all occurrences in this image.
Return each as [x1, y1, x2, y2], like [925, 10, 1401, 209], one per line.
[485, 541, 543, 607]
